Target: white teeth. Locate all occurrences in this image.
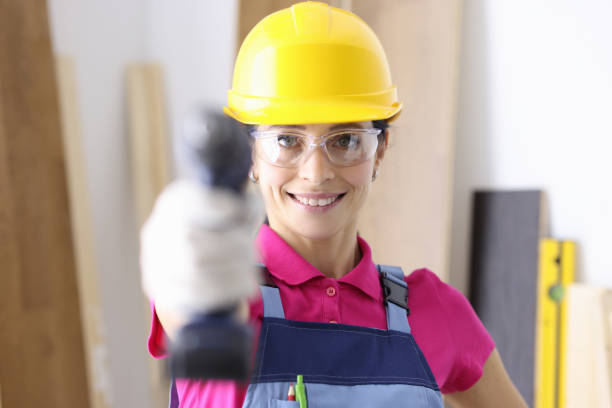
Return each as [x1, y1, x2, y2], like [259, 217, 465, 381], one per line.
[294, 195, 339, 207]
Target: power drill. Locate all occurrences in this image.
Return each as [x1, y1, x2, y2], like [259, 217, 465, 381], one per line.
[152, 110, 257, 380]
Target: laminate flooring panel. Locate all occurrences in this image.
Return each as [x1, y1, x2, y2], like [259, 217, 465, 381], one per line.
[469, 190, 546, 405]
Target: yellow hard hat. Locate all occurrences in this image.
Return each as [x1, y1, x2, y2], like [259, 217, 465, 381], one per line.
[224, 1, 402, 125]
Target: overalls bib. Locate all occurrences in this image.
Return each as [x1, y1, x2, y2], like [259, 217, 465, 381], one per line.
[241, 265, 444, 408]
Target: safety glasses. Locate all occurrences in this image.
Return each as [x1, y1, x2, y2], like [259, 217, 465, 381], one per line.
[250, 128, 382, 168]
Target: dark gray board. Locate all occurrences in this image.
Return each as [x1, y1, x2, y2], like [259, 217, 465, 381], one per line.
[469, 190, 546, 406]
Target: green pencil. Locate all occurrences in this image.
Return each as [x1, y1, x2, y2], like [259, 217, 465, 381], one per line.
[295, 374, 308, 408]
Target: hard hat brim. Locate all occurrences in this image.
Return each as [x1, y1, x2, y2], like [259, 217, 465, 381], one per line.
[224, 93, 402, 125]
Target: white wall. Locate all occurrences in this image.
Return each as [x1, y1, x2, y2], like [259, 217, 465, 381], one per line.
[48, 1, 150, 406]
[146, 0, 239, 176]
[451, 0, 612, 292]
[48, 1, 238, 406]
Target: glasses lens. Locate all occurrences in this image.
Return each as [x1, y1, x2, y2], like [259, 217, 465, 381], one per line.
[252, 128, 381, 167]
[256, 133, 306, 166]
[325, 130, 379, 166]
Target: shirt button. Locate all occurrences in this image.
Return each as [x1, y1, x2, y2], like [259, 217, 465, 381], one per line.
[326, 286, 336, 297]
[329, 320, 338, 324]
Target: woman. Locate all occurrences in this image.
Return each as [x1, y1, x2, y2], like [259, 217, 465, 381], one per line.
[145, 2, 527, 407]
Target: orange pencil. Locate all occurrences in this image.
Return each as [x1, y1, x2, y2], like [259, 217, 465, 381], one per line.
[287, 383, 296, 401]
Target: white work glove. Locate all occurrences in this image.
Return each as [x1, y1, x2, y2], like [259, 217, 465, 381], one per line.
[140, 180, 263, 316]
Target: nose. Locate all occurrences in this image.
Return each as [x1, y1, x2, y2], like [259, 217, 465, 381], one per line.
[298, 145, 334, 184]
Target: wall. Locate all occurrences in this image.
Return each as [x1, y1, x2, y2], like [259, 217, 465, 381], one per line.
[146, 0, 239, 176]
[451, 0, 612, 292]
[47, 1, 151, 406]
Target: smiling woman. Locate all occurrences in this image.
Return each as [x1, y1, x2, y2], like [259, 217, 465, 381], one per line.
[250, 122, 385, 251]
[142, 2, 527, 408]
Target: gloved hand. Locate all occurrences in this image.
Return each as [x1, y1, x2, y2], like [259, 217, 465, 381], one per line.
[140, 179, 263, 379]
[140, 179, 261, 317]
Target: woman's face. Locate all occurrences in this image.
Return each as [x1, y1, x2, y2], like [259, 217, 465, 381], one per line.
[251, 121, 386, 242]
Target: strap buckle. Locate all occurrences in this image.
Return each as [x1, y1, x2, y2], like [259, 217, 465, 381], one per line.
[257, 263, 277, 287]
[379, 270, 410, 316]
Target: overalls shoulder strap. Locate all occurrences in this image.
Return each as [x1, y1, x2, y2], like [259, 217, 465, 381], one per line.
[257, 264, 285, 319]
[377, 264, 412, 334]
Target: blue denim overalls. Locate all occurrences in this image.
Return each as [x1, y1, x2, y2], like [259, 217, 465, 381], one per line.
[240, 264, 444, 407]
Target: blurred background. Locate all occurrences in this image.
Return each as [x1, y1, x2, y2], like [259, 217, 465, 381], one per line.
[0, 1, 610, 407]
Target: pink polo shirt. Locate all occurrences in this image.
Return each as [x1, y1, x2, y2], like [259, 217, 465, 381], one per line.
[148, 224, 495, 407]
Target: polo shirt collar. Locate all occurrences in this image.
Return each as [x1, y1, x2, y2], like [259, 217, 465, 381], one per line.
[255, 224, 382, 302]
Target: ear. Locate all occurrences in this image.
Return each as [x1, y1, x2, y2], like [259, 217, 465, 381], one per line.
[250, 144, 259, 176]
[249, 163, 259, 181]
[374, 129, 389, 169]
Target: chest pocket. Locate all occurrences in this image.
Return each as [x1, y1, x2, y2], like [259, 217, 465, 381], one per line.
[268, 401, 300, 408]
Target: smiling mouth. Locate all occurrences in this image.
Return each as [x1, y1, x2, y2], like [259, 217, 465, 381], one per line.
[287, 192, 346, 207]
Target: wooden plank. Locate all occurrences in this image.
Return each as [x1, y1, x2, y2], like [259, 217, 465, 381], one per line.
[0, 1, 90, 407]
[534, 240, 575, 408]
[236, 0, 297, 53]
[126, 63, 172, 408]
[468, 190, 547, 405]
[353, 0, 462, 281]
[604, 290, 612, 403]
[126, 64, 172, 226]
[54, 56, 112, 408]
[565, 284, 612, 407]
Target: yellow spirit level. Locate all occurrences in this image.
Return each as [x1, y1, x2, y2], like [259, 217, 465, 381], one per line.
[535, 239, 575, 408]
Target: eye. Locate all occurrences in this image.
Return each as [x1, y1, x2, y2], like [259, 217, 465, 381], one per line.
[277, 134, 301, 148]
[330, 133, 360, 149]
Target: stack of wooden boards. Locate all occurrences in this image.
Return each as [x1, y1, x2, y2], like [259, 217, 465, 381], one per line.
[469, 190, 612, 407]
[53, 58, 173, 408]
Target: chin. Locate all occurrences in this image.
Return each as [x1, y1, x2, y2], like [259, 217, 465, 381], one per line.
[288, 219, 343, 241]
